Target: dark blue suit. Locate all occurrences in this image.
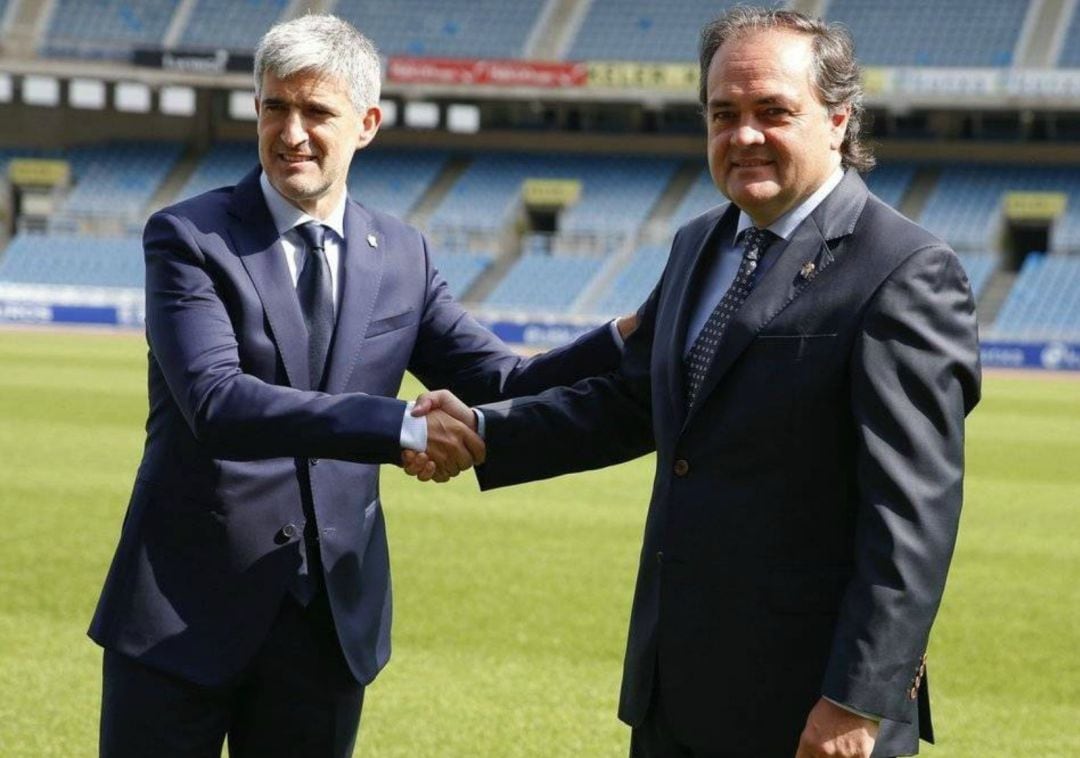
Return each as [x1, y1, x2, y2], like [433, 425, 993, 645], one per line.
[89, 167, 621, 736]
[477, 172, 981, 757]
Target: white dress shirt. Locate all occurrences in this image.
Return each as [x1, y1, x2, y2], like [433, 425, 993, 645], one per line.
[259, 173, 427, 451]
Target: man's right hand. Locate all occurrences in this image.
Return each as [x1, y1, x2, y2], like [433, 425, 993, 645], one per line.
[400, 390, 484, 483]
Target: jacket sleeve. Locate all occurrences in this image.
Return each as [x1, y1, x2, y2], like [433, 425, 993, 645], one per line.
[144, 210, 405, 463]
[474, 280, 662, 490]
[405, 233, 623, 406]
[821, 243, 981, 722]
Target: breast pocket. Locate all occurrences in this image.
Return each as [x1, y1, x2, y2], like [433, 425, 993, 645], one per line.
[751, 333, 837, 361]
[366, 308, 416, 338]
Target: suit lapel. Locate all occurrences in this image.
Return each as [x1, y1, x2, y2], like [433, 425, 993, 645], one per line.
[322, 200, 384, 394]
[231, 168, 312, 390]
[682, 170, 869, 426]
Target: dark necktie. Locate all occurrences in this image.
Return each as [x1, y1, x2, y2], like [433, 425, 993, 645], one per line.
[684, 226, 772, 407]
[295, 221, 335, 390]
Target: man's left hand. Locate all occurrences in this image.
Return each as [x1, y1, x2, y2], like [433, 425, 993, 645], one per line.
[795, 698, 878, 758]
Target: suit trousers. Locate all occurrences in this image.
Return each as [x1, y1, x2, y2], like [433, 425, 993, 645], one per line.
[100, 589, 364, 758]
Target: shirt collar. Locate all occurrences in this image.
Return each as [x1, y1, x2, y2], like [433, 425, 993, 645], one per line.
[259, 171, 347, 240]
[734, 167, 845, 243]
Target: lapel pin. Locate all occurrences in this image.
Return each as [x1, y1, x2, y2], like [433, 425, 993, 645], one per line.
[366, 234, 378, 248]
[799, 261, 816, 281]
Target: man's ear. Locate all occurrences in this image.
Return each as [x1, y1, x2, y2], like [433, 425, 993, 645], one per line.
[357, 106, 382, 149]
[829, 106, 850, 150]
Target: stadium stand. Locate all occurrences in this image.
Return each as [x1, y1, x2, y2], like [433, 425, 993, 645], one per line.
[919, 165, 1080, 251]
[177, 0, 288, 52]
[863, 163, 916, 210]
[428, 153, 678, 238]
[1057, 3, 1080, 67]
[566, 0, 778, 62]
[348, 149, 449, 219]
[826, 0, 1029, 67]
[992, 253, 1080, 338]
[332, 0, 545, 58]
[176, 142, 259, 201]
[0, 234, 143, 288]
[42, 0, 178, 59]
[60, 142, 183, 219]
[433, 252, 492, 300]
[484, 253, 604, 311]
[955, 252, 998, 301]
[667, 167, 722, 232]
[592, 244, 669, 315]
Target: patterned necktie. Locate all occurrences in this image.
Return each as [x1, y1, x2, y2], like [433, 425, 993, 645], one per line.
[684, 226, 772, 407]
[295, 221, 334, 390]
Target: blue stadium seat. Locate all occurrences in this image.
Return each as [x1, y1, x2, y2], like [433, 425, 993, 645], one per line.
[1057, 3, 1080, 66]
[827, 0, 1029, 67]
[429, 153, 678, 238]
[61, 142, 183, 219]
[864, 163, 916, 210]
[177, 0, 288, 51]
[0, 234, 143, 289]
[919, 165, 1080, 251]
[333, 0, 545, 58]
[348, 149, 448, 218]
[433, 252, 492, 299]
[176, 142, 259, 201]
[484, 253, 604, 311]
[567, 0, 775, 62]
[43, 0, 179, 59]
[955, 252, 998, 300]
[992, 253, 1080, 339]
[592, 244, 669, 315]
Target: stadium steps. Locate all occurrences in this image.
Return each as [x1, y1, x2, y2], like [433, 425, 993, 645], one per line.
[161, 0, 197, 48]
[3, 0, 53, 58]
[572, 244, 636, 314]
[526, 0, 592, 59]
[1016, 0, 1068, 66]
[410, 156, 471, 227]
[459, 242, 521, 304]
[898, 166, 941, 222]
[977, 268, 1018, 328]
[640, 160, 708, 242]
[148, 143, 202, 212]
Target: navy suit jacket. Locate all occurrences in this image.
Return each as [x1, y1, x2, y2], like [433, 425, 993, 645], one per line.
[477, 171, 981, 756]
[89, 167, 622, 688]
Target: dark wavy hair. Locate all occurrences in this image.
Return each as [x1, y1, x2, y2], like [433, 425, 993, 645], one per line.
[699, 7, 874, 172]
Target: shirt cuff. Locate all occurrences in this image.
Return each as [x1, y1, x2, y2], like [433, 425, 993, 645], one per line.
[473, 408, 486, 439]
[609, 319, 625, 350]
[399, 401, 428, 451]
[822, 696, 882, 723]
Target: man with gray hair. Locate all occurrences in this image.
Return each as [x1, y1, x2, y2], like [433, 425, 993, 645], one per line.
[410, 6, 980, 757]
[89, 13, 632, 757]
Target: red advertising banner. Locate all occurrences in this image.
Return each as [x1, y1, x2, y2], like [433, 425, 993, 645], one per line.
[388, 57, 588, 88]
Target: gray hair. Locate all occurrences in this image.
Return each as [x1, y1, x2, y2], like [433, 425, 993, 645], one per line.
[254, 14, 381, 112]
[699, 7, 874, 172]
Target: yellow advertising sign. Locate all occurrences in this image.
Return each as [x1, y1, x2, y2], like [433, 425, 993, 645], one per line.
[8, 159, 71, 187]
[1003, 192, 1067, 221]
[586, 61, 698, 91]
[861, 67, 890, 96]
[523, 179, 582, 207]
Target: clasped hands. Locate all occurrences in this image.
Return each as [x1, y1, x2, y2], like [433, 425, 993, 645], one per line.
[400, 390, 481, 483]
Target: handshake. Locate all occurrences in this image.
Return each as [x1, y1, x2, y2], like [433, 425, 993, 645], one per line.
[400, 390, 482, 483]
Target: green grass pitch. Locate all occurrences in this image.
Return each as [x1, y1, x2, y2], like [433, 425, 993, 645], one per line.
[0, 328, 1077, 756]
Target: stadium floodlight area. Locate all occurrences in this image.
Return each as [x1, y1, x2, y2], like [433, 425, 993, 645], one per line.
[428, 153, 678, 238]
[60, 141, 182, 220]
[42, 0, 179, 59]
[826, 0, 1029, 67]
[483, 253, 605, 312]
[566, 0, 772, 62]
[0, 234, 143, 289]
[919, 165, 1080, 252]
[332, 0, 545, 59]
[177, 0, 289, 52]
[348, 149, 450, 219]
[991, 254, 1080, 339]
[591, 244, 670, 316]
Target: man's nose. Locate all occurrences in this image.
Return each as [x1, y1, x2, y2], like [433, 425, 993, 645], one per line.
[280, 110, 307, 147]
[731, 123, 765, 146]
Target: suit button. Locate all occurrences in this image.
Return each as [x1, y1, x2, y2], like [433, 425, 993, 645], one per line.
[281, 523, 298, 539]
[673, 459, 689, 477]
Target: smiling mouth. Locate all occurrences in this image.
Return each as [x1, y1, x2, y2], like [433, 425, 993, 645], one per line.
[279, 154, 316, 164]
[731, 159, 773, 168]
